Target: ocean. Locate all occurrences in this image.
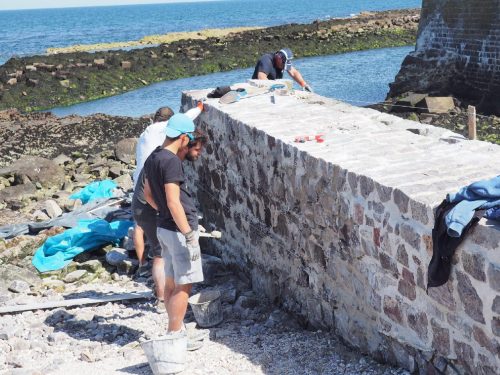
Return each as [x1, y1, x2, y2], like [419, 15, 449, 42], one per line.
[50, 46, 413, 117]
[0, 0, 420, 64]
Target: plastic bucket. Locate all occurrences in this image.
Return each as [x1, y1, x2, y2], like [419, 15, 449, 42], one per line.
[141, 333, 187, 375]
[188, 290, 223, 328]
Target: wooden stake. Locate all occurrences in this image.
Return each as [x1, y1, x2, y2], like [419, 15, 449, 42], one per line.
[468, 105, 477, 140]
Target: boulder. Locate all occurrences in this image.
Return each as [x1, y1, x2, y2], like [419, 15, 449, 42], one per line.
[52, 153, 72, 165]
[392, 93, 428, 113]
[43, 199, 63, 218]
[6, 78, 16, 86]
[8, 280, 30, 293]
[120, 61, 132, 69]
[0, 156, 65, 189]
[105, 248, 129, 266]
[63, 269, 87, 283]
[416, 96, 455, 114]
[0, 183, 36, 204]
[114, 138, 137, 164]
[114, 173, 133, 192]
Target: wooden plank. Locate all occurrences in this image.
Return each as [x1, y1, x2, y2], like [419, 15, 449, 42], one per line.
[0, 291, 152, 314]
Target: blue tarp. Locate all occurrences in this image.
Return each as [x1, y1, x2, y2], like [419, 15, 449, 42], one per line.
[32, 219, 133, 273]
[70, 180, 117, 204]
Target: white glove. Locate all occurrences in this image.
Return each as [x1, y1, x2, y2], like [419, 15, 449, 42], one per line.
[184, 230, 200, 261]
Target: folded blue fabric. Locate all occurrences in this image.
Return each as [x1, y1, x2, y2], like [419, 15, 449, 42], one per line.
[32, 219, 133, 272]
[446, 176, 500, 237]
[70, 180, 117, 204]
[486, 207, 500, 221]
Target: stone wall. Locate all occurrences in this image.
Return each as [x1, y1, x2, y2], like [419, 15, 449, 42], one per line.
[182, 87, 500, 373]
[389, 0, 500, 114]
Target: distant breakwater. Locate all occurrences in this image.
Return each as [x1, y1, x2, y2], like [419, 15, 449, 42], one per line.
[0, 9, 419, 112]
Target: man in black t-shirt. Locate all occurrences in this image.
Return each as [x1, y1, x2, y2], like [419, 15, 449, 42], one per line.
[252, 47, 313, 92]
[143, 113, 204, 335]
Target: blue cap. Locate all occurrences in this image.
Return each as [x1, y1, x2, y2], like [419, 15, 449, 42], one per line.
[165, 113, 195, 138]
[279, 48, 294, 71]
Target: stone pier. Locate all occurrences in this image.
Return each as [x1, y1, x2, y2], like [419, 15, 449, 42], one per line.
[181, 86, 500, 373]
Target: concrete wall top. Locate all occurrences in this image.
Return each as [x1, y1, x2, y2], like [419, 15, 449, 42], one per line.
[188, 85, 500, 208]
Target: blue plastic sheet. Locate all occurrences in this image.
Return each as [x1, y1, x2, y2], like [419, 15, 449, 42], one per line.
[32, 219, 133, 273]
[70, 180, 117, 204]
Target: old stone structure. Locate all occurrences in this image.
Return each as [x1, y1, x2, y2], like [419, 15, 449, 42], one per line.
[182, 86, 500, 373]
[389, 0, 500, 114]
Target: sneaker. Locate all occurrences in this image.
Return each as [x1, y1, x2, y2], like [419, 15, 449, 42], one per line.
[156, 299, 166, 313]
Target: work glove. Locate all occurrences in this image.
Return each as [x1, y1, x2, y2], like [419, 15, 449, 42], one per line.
[303, 84, 313, 93]
[184, 230, 201, 261]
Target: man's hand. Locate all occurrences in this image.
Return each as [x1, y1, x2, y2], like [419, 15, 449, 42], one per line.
[303, 84, 313, 93]
[196, 101, 205, 112]
[184, 230, 201, 261]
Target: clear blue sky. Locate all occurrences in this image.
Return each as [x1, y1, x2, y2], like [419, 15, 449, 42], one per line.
[0, 1, 217, 11]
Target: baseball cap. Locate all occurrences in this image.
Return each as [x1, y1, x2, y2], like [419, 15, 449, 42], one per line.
[279, 48, 294, 71]
[165, 113, 195, 139]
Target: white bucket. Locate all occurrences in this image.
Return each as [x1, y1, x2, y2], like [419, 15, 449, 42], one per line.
[141, 333, 187, 375]
[188, 290, 223, 328]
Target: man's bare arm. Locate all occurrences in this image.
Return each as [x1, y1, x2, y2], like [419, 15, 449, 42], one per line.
[257, 71, 268, 80]
[287, 67, 306, 86]
[144, 178, 158, 210]
[165, 182, 191, 234]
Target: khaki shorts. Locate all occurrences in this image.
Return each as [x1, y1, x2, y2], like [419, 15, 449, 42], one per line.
[157, 227, 204, 285]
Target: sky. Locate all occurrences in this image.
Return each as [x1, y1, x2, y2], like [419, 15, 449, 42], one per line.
[0, 0, 218, 11]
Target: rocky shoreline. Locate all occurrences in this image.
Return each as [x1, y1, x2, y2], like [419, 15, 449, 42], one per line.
[0, 9, 419, 112]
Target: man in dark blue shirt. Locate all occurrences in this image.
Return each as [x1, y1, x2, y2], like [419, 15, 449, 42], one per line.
[252, 48, 313, 92]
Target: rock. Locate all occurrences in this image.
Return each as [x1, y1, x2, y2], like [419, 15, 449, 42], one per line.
[416, 96, 455, 114]
[52, 154, 72, 165]
[105, 248, 129, 266]
[93, 58, 106, 66]
[78, 259, 103, 273]
[0, 184, 36, 206]
[117, 258, 139, 275]
[113, 173, 133, 192]
[26, 78, 38, 87]
[43, 199, 62, 218]
[41, 279, 65, 292]
[0, 156, 65, 189]
[114, 138, 137, 164]
[120, 61, 132, 69]
[6, 78, 17, 85]
[8, 280, 30, 293]
[32, 209, 50, 222]
[63, 269, 87, 283]
[59, 80, 70, 88]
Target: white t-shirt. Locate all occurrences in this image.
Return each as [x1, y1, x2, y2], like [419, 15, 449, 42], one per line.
[133, 106, 201, 189]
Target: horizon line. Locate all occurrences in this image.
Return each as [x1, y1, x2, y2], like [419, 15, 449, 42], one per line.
[0, 0, 220, 12]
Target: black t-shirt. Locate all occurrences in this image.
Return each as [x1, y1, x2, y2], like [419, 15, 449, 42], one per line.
[252, 53, 283, 80]
[143, 147, 198, 232]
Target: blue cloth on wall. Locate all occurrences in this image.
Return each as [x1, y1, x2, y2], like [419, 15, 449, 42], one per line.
[70, 180, 117, 204]
[32, 219, 133, 273]
[445, 175, 500, 237]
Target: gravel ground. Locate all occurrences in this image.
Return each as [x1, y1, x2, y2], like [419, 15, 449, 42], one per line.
[0, 269, 409, 375]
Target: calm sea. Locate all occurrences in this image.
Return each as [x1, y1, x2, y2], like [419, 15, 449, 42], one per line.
[50, 46, 413, 117]
[0, 0, 420, 64]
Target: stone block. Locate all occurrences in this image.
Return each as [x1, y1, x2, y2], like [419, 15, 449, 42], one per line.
[379, 252, 399, 277]
[63, 270, 87, 283]
[407, 310, 428, 340]
[462, 251, 486, 282]
[396, 244, 409, 267]
[472, 325, 496, 354]
[398, 279, 416, 300]
[44, 199, 63, 219]
[431, 319, 450, 356]
[93, 58, 105, 66]
[6, 78, 16, 85]
[416, 97, 455, 114]
[120, 61, 132, 69]
[487, 264, 500, 292]
[456, 271, 485, 324]
[393, 189, 409, 213]
[452, 340, 475, 373]
[400, 223, 421, 250]
[383, 295, 403, 324]
[428, 283, 456, 310]
[492, 296, 500, 314]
